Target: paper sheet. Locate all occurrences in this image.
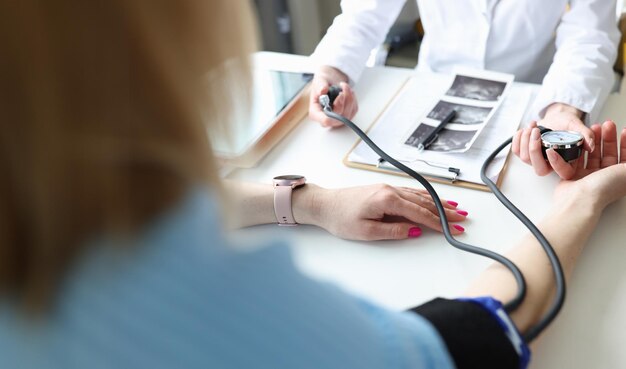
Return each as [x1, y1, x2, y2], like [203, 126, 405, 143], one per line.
[402, 68, 514, 154]
[348, 71, 532, 185]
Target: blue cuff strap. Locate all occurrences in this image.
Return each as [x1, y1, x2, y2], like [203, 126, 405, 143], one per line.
[457, 296, 531, 369]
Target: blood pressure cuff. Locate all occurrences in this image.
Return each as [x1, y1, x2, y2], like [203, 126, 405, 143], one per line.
[409, 297, 530, 369]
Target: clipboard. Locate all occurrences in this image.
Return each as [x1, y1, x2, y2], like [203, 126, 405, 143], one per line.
[342, 72, 532, 192]
[343, 143, 513, 192]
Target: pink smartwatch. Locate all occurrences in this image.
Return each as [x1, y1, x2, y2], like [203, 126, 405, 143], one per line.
[272, 175, 306, 226]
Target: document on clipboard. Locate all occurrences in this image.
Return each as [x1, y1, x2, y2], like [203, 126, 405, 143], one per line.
[344, 70, 532, 191]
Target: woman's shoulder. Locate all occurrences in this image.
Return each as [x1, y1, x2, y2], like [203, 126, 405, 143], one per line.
[0, 189, 295, 368]
[0, 188, 455, 369]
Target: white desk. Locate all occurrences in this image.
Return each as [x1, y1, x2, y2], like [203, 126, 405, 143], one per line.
[228, 54, 626, 369]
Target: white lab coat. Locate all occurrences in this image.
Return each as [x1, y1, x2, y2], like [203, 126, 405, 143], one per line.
[311, 0, 621, 122]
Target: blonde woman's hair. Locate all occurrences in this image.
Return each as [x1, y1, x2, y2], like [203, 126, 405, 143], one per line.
[0, 0, 256, 310]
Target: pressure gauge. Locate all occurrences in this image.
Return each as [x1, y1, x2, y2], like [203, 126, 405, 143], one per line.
[541, 130, 584, 162]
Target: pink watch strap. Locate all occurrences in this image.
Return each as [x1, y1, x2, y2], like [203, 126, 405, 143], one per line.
[274, 185, 296, 226]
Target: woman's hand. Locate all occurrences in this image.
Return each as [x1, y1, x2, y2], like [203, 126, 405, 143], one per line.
[294, 184, 468, 241]
[553, 121, 626, 211]
[512, 103, 595, 179]
[466, 121, 626, 337]
[308, 65, 358, 128]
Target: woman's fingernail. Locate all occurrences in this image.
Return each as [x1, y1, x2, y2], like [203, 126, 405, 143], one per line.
[453, 224, 465, 232]
[408, 227, 422, 238]
[447, 200, 459, 207]
[456, 210, 468, 217]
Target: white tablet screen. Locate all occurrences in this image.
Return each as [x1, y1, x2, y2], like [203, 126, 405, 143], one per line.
[211, 68, 312, 158]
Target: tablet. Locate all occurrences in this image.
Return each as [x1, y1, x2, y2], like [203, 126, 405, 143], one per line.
[211, 67, 313, 159]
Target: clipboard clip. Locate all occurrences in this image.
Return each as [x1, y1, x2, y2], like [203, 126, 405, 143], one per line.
[377, 158, 461, 183]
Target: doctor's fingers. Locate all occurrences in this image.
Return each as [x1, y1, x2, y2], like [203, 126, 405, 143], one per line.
[600, 121, 618, 168]
[309, 105, 343, 128]
[567, 117, 595, 153]
[395, 190, 467, 222]
[325, 87, 351, 118]
[390, 198, 465, 235]
[518, 126, 533, 164]
[512, 121, 537, 157]
[336, 82, 358, 120]
[528, 127, 552, 176]
[308, 79, 357, 125]
[621, 128, 626, 163]
[512, 129, 522, 157]
[309, 91, 342, 128]
[546, 149, 578, 180]
[309, 82, 342, 128]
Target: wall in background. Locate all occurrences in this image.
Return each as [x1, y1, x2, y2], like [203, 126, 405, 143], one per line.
[287, 0, 339, 55]
[254, 0, 418, 56]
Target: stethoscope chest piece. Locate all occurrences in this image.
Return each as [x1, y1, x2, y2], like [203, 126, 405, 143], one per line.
[541, 130, 584, 162]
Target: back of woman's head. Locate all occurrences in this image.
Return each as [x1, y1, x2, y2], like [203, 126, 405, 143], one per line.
[0, 0, 255, 309]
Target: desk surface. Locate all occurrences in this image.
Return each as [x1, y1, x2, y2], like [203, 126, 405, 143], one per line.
[227, 53, 626, 369]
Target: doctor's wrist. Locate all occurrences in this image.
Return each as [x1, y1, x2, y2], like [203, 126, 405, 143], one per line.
[315, 65, 350, 85]
[544, 103, 584, 120]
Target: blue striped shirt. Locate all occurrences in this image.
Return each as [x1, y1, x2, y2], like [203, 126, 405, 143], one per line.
[0, 190, 456, 369]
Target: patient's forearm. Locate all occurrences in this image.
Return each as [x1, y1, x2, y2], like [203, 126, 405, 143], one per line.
[222, 180, 322, 228]
[464, 195, 601, 335]
[222, 180, 274, 227]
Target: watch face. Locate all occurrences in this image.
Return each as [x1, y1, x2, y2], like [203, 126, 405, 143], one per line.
[274, 175, 304, 181]
[541, 130, 583, 147]
[273, 175, 306, 188]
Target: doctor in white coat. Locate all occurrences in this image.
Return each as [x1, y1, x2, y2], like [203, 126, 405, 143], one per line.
[309, 0, 620, 179]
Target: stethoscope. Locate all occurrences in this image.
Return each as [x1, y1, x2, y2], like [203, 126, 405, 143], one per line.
[320, 85, 584, 344]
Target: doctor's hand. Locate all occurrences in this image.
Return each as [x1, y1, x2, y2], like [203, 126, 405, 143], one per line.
[295, 184, 468, 241]
[512, 103, 594, 180]
[308, 65, 358, 128]
[553, 121, 626, 212]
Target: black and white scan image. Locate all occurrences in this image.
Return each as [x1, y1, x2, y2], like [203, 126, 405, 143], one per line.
[427, 100, 493, 125]
[445, 75, 507, 102]
[404, 123, 477, 152]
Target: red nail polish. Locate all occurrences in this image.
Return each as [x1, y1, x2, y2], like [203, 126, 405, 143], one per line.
[453, 224, 465, 232]
[408, 227, 422, 238]
[447, 200, 459, 207]
[456, 210, 468, 217]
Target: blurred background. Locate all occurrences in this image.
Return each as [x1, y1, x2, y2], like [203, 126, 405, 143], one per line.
[252, 0, 626, 83]
[252, 0, 421, 68]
